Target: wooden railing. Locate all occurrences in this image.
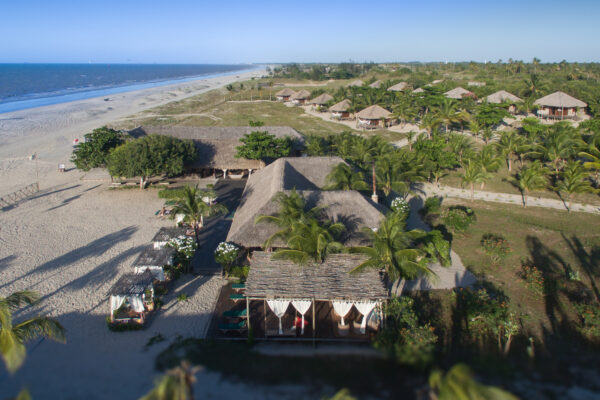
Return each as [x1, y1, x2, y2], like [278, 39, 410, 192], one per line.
[0, 182, 40, 209]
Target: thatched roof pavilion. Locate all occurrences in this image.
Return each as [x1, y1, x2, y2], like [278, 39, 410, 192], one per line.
[129, 126, 303, 173]
[356, 105, 392, 128]
[275, 88, 296, 100]
[349, 79, 364, 87]
[133, 245, 175, 268]
[444, 87, 476, 100]
[368, 80, 383, 88]
[534, 91, 587, 120]
[292, 90, 311, 100]
[387, 82, 409, 92]
[485, 90, 523, 104]
[330, 99, 352, 119]
[246, 252, 388, 301]
[412, 87, 425, 94]
[109, 270, 154, 296]
[152, 227, 188, 245]
[309, 93, 334, 105]
[226, 157, 384, 248]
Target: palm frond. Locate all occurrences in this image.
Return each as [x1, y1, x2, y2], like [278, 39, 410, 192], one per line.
[13, 316, 66, 344]
[1, 291, 40, 311]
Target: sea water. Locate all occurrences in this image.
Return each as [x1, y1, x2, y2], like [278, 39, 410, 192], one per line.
[0, 63, 255, 114]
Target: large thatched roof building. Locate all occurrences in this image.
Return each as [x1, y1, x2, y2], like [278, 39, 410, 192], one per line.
[275, 88, 296, 101]
[534, 91, 587, 120]
[226, 156, 384, 248]
[356, 105, 392, 128]
[444, 87, 476, 100]
[129, 126, 303, 176]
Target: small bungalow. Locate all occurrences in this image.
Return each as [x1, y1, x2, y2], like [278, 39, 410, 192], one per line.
[309, 93, 334, 111]
[430, 79, 444, 85]
[411, 87, 425, 94]
[291, 90, 311, 105]
[534, 91, 587, 120]
[129, 126, 304, 178]
[468, 81, 486, 87]
[132, 244, 176, 282]
[152, 227, 189, 250]
[387, 82, 409, 92]
[356, 105, 392, 128]
[243, 252, 388, 338]
[108, 271, 155, 327]
[275, 88, 297, 101]
[349, 79, 364, 87]
[444, 87, 477, 100]
[484, 90, 523, 114]
[329, 99, 352, 120]
[368, 80, 383, 89]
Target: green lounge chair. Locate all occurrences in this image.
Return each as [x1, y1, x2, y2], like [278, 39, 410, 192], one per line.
[223, 308, 247, 319]
[231, 283, 245, 291]
[229, 293, 246, 302]
[218, 320, 247, 333]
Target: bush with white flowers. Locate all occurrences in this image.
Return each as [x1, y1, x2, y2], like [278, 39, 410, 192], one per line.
[167, 236, 197, 262]
[214, 242, 239, 270]
[390, 197, 410, 221]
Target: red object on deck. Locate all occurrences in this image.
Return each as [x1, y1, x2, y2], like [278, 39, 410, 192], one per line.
[294, 316, 308, 328]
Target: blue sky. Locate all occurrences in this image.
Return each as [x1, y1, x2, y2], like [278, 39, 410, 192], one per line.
[1, 0, 599, 63]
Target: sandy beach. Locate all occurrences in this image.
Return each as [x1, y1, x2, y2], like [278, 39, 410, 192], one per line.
[0, 68, 310, 399]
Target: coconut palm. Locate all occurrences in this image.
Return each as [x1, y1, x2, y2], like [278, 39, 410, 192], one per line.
[375, 153, 425, 198]
[461, 160, 491, 199]
[170, 185, 228, 244]
[304, 135, 328, 156]
[495, 130, 523, 172]
[579, 141, 600, 184]
[436, 99, 460, 133]
[474, 145, 503, 188]
[271, 219, 345, 264]
[528, 125, 583, 174]
[468, 120, 482, 141]
[480, 127, 495, 145]
[420, 113, 441, 139]
[429, 363, 518, 400]
[255, 189, 323, 249]
[350, 213, 432, 281]
[554, 161, 595, 211]
[515, 161, 549, 207]
[1, 291, 66, 374]
[523, 73, 546, 97]
[449, 134, 475, 164]
[141, 361, 201, 400]
[325, 163, 369, 191]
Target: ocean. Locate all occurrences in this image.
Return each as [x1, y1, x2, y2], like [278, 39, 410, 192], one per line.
[0, 64, 255, 114]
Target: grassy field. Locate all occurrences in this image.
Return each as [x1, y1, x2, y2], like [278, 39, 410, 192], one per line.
[435, 198, 600, 341]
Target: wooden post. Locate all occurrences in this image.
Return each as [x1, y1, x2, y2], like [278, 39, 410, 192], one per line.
[246, 297, 251, 337]
[312, 298, 316, 346]
[264, 299, 267, 338]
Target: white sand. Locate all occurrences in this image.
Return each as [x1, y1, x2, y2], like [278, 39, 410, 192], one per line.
[0, 69, 310, 399]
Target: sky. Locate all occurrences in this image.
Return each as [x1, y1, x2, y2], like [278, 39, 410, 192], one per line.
[1, 0, 599, 64]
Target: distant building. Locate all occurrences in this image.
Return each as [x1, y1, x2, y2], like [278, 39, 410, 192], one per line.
[291, 89, 311, 105]
[468, 81, 486, 87]
[534, 91, 587, 120]
[368, 80, 383, 89]
[387, 82, 409, 92]
[484, 90, 523, 114]
[309, 93, 334, 110]
[275, 88, 296, 101]
[349, 79, 364, 87]
[444, 87, 477, 100]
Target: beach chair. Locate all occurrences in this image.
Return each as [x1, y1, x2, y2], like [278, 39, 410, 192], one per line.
[229, 293, 246, 302]
[218, 320, 247, 333]
[223, 308, 247, 319]
[231, 283, 245, 292]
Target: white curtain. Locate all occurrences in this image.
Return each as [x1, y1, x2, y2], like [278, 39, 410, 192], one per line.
[291, 300, 312, 335]
[355, 302, 377, 334]
[267, 300, 290, 334]
[332, 301, 354, 326]
[129, 295, 144, 313]
[110, 295, 125, 314]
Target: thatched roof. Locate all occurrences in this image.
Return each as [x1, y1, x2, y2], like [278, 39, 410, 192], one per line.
[369, 80, 383, 88]
[467, 81, 486, 87]
[109, 270, 154, 296]
[356, 105, 391, 120]
[534, 91, 587, 108]
[128, 126, 303, 170]
[132, 245, 175, 267]
[412, 87, 425, 94]
[310, 93, 334, 105]
[485, 90, 523, 104]
[387, 82, 408, 92]
[291, 90, 311, 100]
[226, 157, 384, 248]
[431, 79, 444, 85]
[444, 87, 475, 99]
[152, 227, 188, 243]
[245, 252, 389, 301]
[276, 88, 296, 97]
[349, 80, 364, 87]
[330, 99, 352, 112]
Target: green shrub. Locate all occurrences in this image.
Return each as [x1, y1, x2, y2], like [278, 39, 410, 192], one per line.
[177, 293, 189, 302]
[71, 127, 124, 171]
[230, 266, 249, 280]
[480, 233, 512, 265]
[441, 206, 476, 234]
[574, 303, 600, 340]
[519, 261, 545, 296]
[158, 188, 187, 199]
[423, 197, 442, 215]
[106, 317, 144, 332]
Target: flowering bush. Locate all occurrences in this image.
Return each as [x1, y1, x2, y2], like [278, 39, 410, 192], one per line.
[480, 233, 511, 265]
[167, 236, 197, 262]
[214, 242, 239, 271]
[575, 303, 600, 340]
[520, 262, 545, 296]
[442, 206, 476, 234]
[390, 197, 410, 221]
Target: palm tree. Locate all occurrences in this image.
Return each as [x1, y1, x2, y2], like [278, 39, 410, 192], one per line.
[304, 135, 328, 156]
[529, 124, 583, 174]
[170, 185, 227, 244]
[468, 120, 482, 141]
[449, 134, 475, 164]
[480, 127, 495, 145]
[495, 130, 522, 172]
[461, 160, 491, 199]
[350, 213, 432, 281]
[515, 161, 549, 207]
[325, 163, 369, 191]
[579, 141, 600, 184]
[141, 361, 201, 400]
[523, 73, 545, 97]
[554, 161, 595, 211]
[375, 153, 425, 198]
[436, 99, 460, 133]
[1, 291, 66, 374]
[474, 145, 503, 188]
[272, 219, 345, 264]
[429, 363, 518, 400]
[420, 113, 441, 139]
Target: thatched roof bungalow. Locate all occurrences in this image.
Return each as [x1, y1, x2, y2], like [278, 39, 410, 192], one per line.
[534, 91, 587, 120]
[355, 105, 392, 128]
[275, 88, 296, 101]
[226, 156, 384, 249]
[330, 99, 352, 120]
[309, 93, 334, 110]
[411, 87, 425, 94]
[132, 245, 176, 282]
[444, 87, 476, 100]
[349, 79, 364, 87]
[484, 90, 523, 113]
[368, 80, 383, 89]
[467, 81, 486, 87]
[152, 227, 189, 250]
[291, 89, 311, 105]
[387, 82, 409, 92]
[108, 270, 154, 326]
[129, 126, 303, 177]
